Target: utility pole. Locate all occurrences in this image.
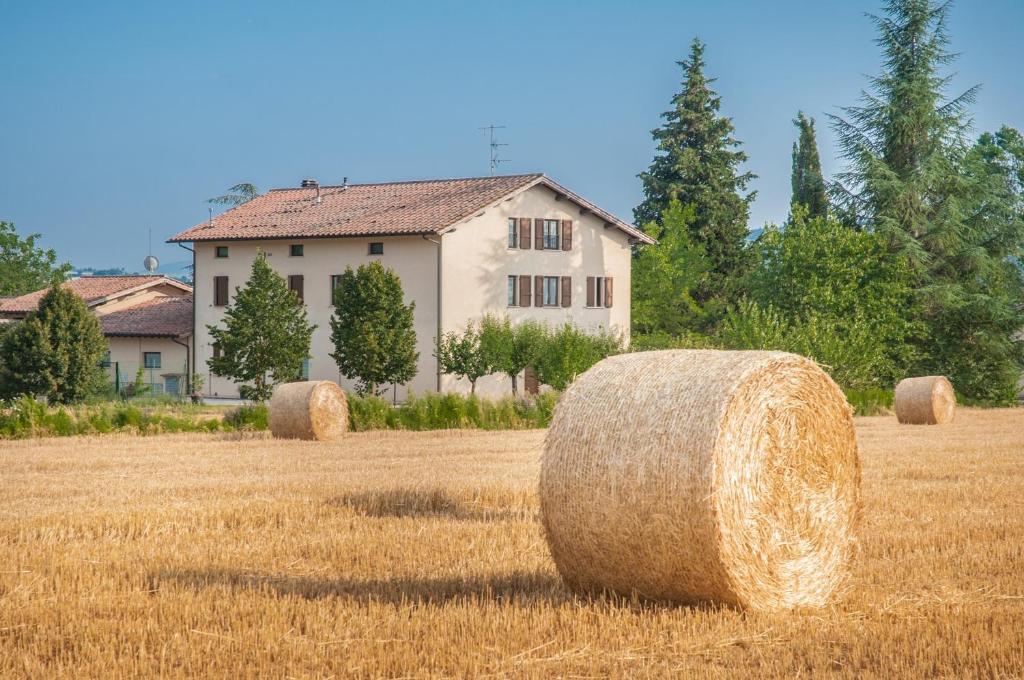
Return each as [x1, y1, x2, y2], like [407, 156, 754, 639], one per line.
[478, 124, 509, 175]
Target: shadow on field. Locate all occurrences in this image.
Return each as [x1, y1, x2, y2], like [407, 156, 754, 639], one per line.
[153, 568, 573, 606]
[326, 487, 536, 523]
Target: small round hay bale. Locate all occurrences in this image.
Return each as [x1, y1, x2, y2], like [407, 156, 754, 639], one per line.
[894, 376, 955, 425]
[268, 381, 348, 441]
[540, 350, 861, 611]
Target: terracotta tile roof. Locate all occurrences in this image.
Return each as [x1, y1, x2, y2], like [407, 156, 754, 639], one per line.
[168, 174, 654, 245]
[100, 296, 193, 337]
[0, 276, 192, 315]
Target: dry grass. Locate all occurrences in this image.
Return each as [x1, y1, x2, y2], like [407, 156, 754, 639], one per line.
[1, 409, 1022, 678]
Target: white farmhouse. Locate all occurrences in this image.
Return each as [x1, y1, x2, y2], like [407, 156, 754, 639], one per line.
[168, 174, 654, 400]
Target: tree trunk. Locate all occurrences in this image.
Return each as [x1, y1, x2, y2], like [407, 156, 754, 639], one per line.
[470, 379, 476, 395]
[511, 373, 518, 396]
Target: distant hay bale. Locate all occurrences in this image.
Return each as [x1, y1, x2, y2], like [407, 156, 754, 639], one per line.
[268, 381, 348, 441]
[540, 350, 861, 611]
[894, 376, 956, 425]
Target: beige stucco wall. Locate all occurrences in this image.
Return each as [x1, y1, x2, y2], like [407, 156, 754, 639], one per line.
[106, 336, 190, 395]
[440, 183, 633, 397]
[194, 237, 439, 400]
[192, 183, 635, 400]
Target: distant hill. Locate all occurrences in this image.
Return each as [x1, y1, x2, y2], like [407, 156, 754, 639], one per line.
[747, 227, 764, 241]
[71, 260, 192, 284]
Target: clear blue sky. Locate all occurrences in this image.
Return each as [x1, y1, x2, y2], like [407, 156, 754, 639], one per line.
[1, 0, 1021, 271]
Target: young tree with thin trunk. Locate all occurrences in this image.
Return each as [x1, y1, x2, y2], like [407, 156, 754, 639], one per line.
[329, 261, 418, 396]
[436, 322, 490, 395]
[207, 251, 316, 402]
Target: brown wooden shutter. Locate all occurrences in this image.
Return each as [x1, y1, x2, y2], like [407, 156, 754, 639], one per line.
[214, 276, 228, 306]
[524, 366, 539, 395]
[560, 276, 571, 307]
[586, 277, 595, 307]
[519, 218, 531, 249]
[288, 275, 304, 302]
[534, 218, 544, 250]
[604, 277, 613, 308]
[519, 275, 531, 307]
[561, 220, 572, 251]
[534, 275, 543, 307]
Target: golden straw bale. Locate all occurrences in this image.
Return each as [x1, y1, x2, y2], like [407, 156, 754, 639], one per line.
[268, 381, 348, 441]
[540, 350, 861, 611]
[894, 376, 956, 425]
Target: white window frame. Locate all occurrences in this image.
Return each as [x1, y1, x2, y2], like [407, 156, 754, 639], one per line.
[507, 275, 518, 307]
[543, 219, 560, 249]
[592, 276, 605, 308]
[543, 276, 559, 307]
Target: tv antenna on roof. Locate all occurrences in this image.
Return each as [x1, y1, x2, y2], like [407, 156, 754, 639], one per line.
[479, 124, 509, 175]
[143, 228, 159, 273]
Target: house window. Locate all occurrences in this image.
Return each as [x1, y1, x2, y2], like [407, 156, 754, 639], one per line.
[99, 351, 111, 368]
[507, 275, 519, 306]
[143, 352, 161, 369]
[215, 246, 229, 258]
[301, 358, 310, 380]
[212, 343, 222, 359]
[330, 274, 343, 304]
[368, 242, 384, 255]
[587, 276, 614, 308]
[213, 276, 229, 306]
[507, 218, 518, 248]
[543, 219, 561, 249]
[290, 244, 304, 257]
[288, 274, 304, 302]
[543, 276, 559, 306]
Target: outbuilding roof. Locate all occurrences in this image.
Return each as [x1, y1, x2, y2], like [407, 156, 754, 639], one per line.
[0, 276, 192, 315]
[168, 174, 654, 244]
[99, 296, 193, 338]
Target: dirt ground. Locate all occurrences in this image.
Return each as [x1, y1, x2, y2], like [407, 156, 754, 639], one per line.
[1, 408, 1022, 678]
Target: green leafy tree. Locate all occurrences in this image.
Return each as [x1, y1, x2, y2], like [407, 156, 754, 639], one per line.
[831, 0, 1024, 402]
[743, 206, 920, 385]
[207, 183, 259, 207]
[436, 322, 491, 394]
[791, 112, 828, 218]
[0, 285, 106, 404]
[478, 315, 547, 396]
[207, 251, 316, 401]
[533, 324, 622, 391]
[330, 261, 418, 396]
[635, 38, 755, 319]
[632, 201, 712, 336]
[0, 222, 71, 296]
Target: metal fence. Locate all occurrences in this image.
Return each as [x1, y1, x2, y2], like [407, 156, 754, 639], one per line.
[103, 360, 189, 398]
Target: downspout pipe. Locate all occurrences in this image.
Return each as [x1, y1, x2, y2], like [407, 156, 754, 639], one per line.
[171, 335, 190, 397]
[177, 242, 196, 397]
[421, 233, 442, 392]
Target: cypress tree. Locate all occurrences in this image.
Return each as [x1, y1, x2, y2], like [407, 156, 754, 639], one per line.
[831, 0, 1024, 402]
[635, 38, 755, 320]
[790, 112, 828, 218]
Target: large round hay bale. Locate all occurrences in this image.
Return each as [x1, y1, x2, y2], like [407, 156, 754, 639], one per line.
[894, 376, 955, 425]
[540, 350, 861, 611]
[268, 381, 348, 441]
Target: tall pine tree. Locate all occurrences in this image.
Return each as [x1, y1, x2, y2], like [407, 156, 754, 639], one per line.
[831, 0, 1024, 402]
[790, 112, 828, 217]
[635, 38, 755, 322]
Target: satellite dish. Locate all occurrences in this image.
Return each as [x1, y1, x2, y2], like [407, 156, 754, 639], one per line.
[143, 255, 160, 272]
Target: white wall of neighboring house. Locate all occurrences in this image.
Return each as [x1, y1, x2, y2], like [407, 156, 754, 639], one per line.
[193, 183, 635, 400]
[105, 337, 191, 395]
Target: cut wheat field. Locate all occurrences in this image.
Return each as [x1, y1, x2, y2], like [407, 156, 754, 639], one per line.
[1, 408, 1022, 678]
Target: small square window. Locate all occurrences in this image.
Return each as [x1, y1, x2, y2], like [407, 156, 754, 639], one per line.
[99, 351, 111, 368]
[368, 242, 384, 255]
[215, 246, 229, 258]
[143, 352, 161, 369]
[290, 244, 304, 257]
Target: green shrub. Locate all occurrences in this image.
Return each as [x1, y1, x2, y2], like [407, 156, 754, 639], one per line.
[844, 387, 894, 416]
[225, 404, 268, 430]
